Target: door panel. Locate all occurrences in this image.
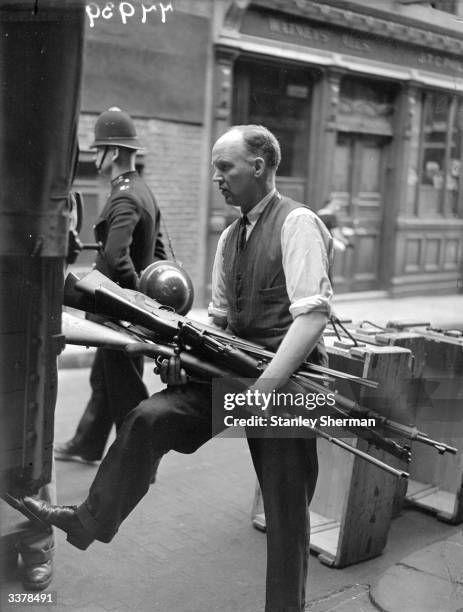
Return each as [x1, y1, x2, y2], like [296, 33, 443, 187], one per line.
[331, 133, 388, 292]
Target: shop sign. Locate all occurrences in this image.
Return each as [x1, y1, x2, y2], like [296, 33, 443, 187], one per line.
[241, 9, 463, 78]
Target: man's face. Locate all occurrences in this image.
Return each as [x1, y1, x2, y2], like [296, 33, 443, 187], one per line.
[212, 131, 259, 210]
[94, 146, 113, 176]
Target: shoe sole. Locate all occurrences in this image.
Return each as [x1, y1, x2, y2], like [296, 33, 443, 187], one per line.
[54, 452, 100, 465]
[22, 577, 53, 591]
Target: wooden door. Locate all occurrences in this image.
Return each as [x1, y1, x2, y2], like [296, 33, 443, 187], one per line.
[331, 133, 389, 292]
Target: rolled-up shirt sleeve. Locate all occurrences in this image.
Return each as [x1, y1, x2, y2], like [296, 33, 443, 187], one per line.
[208, 225, 231, 323]
[281, 208, 333, 319]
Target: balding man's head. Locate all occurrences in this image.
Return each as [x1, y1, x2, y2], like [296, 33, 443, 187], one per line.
[212, 125, 280, 212]
[225, 125, 281, 171]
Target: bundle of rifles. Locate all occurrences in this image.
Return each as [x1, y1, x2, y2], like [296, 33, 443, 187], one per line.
[63, 270, 458, 479]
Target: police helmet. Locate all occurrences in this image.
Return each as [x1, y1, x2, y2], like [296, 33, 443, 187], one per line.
[91, 107, 142, 150]
[139, 261, 194, 316]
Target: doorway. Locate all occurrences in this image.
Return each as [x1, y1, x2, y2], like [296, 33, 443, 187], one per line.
[330, 132, 390, 292]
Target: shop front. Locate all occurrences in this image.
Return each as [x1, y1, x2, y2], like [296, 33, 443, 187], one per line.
[206, 0, 463, 297]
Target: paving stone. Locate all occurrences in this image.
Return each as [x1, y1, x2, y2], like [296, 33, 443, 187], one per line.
[371, 563, 463, 612]
[306, 583, 376, 612]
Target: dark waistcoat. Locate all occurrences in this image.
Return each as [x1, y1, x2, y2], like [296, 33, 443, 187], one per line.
[223, 193, 327, 366]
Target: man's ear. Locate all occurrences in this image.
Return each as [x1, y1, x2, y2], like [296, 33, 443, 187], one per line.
[254, 157, 265, 177]
[111, 147, 120, 163]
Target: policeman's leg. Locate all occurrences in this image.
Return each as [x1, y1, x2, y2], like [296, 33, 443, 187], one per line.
[101, 349, 148, 431]
[247, 434, 318, 612]
[56, 348, 112, 461]
[77, 382, 213, 543]
[102, 349, 160, 480]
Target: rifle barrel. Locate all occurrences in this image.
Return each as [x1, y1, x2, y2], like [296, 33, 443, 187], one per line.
[312, 428, 409, 479]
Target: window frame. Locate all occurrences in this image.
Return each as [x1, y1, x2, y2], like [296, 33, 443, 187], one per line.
[414, 90, 463, 218]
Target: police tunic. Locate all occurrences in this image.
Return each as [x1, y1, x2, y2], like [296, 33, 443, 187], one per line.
[94, 170, 166, 289]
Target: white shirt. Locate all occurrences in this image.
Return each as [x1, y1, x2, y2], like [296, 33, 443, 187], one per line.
[208, 189, 333, 323]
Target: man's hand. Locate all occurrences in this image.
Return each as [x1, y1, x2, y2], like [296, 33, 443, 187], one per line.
[154, 356, 188, 386]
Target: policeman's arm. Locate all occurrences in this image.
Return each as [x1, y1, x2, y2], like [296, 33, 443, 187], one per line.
[154, 230, 167, 261]
[154, 209, 167, 261]
[104, 199, 140, 289]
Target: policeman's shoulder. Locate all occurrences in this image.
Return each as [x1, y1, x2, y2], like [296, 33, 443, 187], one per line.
[112, 175, 134, 194]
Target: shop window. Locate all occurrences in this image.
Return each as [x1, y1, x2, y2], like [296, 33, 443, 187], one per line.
[233, 60, 312, 178]
[405, 93, 422, 216]
[416, 92, 462, 217]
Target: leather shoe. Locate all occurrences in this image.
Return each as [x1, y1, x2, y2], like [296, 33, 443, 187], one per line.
[22, 559, 53, 591]
[54, 440, 100, 464]
[22, 498, 94, 551]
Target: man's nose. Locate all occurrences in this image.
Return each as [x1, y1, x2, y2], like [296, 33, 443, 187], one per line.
[212, 170, 222, 183]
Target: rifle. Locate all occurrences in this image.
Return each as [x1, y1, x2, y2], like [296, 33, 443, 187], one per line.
[62, 311, 410, 478]
[64, 270, 376, 388]
[62, 270, 457, 475]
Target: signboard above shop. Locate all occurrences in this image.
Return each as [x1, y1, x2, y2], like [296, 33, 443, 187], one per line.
[240, 7, 463, 79]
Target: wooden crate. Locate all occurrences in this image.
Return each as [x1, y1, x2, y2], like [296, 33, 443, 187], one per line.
[334, 324, 427, 518]
[387, 324, 463, 524]
[251, 337, 412, 568]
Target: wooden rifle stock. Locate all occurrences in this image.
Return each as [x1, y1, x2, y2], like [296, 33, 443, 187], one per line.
[62, 311, 140, 349]
[62, 312, 233, 381]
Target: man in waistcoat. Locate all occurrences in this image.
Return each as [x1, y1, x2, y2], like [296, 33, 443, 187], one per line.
[24, 125, 333, 612]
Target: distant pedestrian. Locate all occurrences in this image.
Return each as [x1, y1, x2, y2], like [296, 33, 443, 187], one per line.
[317, 197, 354, 252]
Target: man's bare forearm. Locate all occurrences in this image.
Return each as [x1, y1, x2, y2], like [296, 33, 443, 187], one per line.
[253, 311, 328, 393]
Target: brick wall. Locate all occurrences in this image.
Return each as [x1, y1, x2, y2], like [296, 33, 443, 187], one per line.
[141, 118, 205, 300]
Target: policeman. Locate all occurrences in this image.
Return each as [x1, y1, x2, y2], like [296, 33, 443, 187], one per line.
[55, 107, 166, 463]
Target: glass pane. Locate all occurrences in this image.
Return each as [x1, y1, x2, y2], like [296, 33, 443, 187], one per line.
[234, 61, 311, 177]
[359, 143, 381, 192]
[333, 135, 351, 192]
[405, 92, 422, 215]
[419, 92, 450, 216]
[445, 99, 462, 217]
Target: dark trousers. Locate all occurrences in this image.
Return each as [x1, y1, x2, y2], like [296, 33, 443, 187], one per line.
[77, 382, 318, 612]
[71, 348, 148, 460]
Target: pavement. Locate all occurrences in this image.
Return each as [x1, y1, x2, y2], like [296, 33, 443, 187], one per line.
[371, 531, 463, 612]
[1, 292, 463, 611]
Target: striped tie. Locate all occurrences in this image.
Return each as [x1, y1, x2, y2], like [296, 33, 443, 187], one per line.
[238, 215, 249, 251]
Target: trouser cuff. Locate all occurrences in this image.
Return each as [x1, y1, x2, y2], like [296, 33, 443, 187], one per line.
[76, 501, 115, 544]
[17, 531, 55, 566]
